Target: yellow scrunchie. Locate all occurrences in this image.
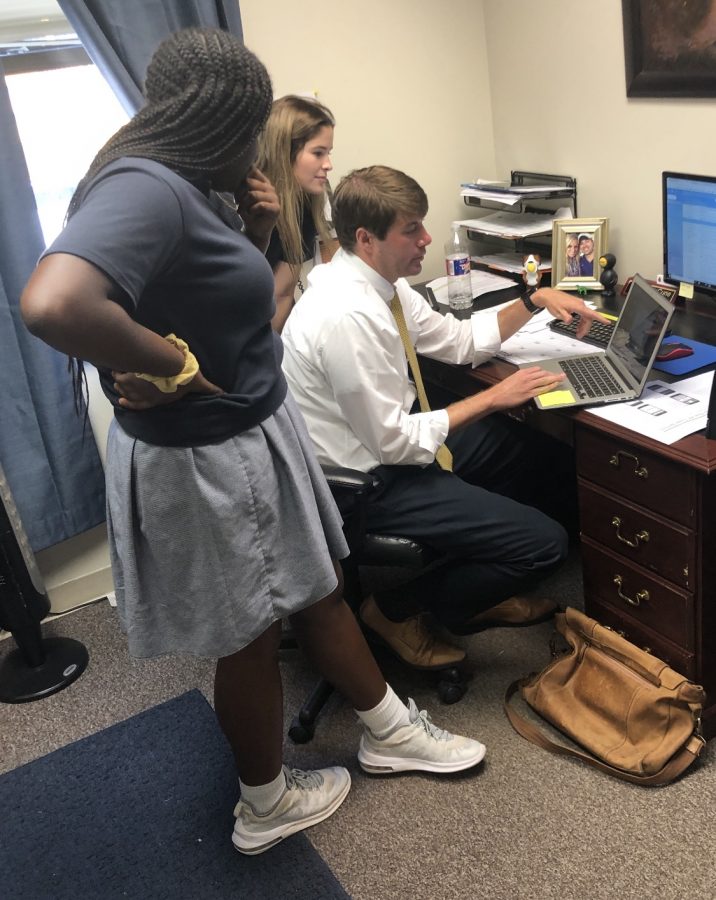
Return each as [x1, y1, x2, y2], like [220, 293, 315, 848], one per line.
[135, 334, 199, 393]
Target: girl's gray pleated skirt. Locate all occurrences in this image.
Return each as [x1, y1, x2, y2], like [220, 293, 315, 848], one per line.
[105, 393, 349, 659]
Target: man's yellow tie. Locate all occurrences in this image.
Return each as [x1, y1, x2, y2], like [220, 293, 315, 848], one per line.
[390, 294, 453, 472]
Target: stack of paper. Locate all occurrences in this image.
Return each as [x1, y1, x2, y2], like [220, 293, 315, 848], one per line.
[461, 182, 570, 207]
[457, 207, 573, 239]
[473, 251, 552, 274]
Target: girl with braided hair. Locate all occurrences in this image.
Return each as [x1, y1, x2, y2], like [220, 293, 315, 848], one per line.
[257, 95, 337, 332]
[21, 27, 486, 857]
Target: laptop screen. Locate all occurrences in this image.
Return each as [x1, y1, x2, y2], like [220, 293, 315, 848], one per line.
[608, 279, 671, 385]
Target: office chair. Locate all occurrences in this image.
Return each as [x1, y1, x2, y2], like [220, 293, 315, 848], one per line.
[287, 465, 468, 744]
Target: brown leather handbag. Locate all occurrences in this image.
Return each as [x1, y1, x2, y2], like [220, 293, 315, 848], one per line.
[505, 607, 707, 785]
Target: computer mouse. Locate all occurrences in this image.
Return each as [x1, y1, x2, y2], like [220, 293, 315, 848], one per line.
[656, 342, 694, 362]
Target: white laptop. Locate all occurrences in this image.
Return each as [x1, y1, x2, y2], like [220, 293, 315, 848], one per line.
[524, 274, 675, 410]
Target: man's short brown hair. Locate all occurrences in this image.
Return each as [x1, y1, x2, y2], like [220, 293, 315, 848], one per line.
[332, 165, 428, 251]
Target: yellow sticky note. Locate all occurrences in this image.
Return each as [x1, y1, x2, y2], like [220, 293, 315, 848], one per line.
[679, 282, 694, 300]
[539, 391, 575, 407]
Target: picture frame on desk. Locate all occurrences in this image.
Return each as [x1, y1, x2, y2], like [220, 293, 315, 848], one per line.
[551, 217, 609, 291]
[622, 0, 716, 98]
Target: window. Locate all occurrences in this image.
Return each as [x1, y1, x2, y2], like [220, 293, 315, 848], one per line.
[7, 64, 128, 246]
[2, 2, 128, 246]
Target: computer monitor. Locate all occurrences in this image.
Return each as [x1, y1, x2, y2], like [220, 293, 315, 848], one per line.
[663, 171, 716, 297]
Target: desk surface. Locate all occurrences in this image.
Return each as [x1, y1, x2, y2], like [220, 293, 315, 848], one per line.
[421, 284, 716, 474]
[420, 283, 716, 737]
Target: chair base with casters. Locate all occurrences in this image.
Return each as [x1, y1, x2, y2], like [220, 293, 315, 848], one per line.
[287, 466, 468, 745]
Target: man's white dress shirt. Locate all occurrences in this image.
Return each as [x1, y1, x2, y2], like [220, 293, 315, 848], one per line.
[281, 248, 502, 473]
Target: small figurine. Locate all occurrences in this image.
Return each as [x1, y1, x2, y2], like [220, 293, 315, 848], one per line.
[522, 253, 542, 289]
[599, 253, 618, 296]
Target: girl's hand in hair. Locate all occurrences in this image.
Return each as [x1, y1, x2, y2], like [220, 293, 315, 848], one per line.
[236, 166, 280, 253]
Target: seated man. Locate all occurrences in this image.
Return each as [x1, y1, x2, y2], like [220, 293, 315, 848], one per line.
[281, 165, 607, 669]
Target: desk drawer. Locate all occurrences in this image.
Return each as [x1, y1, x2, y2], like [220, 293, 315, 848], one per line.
[581, 537, 695, 649]
[584, 595, 697, 681]
[576, 428, 695, 525]
[578, 483, 694, 590]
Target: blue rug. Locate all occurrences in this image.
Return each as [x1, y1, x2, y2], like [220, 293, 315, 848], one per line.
[0, 690, 350, 899]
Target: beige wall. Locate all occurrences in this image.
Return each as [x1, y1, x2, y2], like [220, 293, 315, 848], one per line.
[246, 0, 716, 285]
[484, 0, 716, 283]
[11, 0, 716, 283]
[240, 0, 496, 280]
[20, 0, 716, 598]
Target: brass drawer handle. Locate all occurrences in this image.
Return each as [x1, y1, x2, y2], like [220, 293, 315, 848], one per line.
[604, 624, 650, 654]
[603, 624, 626, 638]
[609, 451, 648, 478]
[613, 574, 649, 607]
[611, 516, 650, 548]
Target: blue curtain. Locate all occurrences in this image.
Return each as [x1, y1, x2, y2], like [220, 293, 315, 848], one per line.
[0, 64, 106, 552]
[0, 0, 245, 551]
[57, 0, 245, 115]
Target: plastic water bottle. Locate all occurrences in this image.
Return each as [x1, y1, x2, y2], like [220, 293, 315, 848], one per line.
[444, 224, 473, 316]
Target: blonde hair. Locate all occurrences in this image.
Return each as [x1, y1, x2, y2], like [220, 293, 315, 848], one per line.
[257, 94, 334, 272]
[565, 234, 580, 276]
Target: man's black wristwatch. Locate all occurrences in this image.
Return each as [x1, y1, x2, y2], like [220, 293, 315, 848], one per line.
[521, 286, 542, 315]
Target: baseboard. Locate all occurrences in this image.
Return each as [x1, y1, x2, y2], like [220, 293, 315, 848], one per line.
[34, 523, 114, 615]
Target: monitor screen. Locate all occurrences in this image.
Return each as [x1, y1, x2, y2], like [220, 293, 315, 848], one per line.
[663, 172, 716, 295]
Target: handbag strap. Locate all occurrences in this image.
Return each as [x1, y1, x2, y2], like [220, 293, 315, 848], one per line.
[504, 679, 706, 786]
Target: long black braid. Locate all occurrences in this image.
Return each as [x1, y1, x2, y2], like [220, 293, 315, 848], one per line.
[67, 27, 273, 413]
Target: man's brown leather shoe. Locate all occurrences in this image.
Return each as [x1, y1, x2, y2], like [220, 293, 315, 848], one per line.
[451, 596, 559, 635]
[360, 596, 466, 670]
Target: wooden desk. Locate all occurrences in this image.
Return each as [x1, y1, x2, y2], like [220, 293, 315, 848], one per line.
[421, 292, 716, 738]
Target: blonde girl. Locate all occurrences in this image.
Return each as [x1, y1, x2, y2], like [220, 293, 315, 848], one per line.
[258, 95, 335, 331]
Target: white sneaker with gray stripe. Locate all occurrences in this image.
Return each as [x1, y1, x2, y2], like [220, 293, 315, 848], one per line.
[358, 698, 486, 774]
[232, 765, 351, 855]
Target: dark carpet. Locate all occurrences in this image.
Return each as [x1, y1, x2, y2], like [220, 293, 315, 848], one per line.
[0, 690, 350, 900]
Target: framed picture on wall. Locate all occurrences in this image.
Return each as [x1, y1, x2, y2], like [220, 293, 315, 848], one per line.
[622, 0, 716, 97]
[551, 218, 609, 291]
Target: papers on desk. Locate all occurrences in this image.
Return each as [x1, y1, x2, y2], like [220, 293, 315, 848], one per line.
[457, 207, 573, 239]
[426, 269, 516, 306]
[587, 372, 714, 444]
[495, 309, 598, 365]
[492, 307, 714, 444]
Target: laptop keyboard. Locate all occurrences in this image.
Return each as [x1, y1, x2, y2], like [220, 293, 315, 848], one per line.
[548, 314, 614, 348]
[559, 356, 623, 399]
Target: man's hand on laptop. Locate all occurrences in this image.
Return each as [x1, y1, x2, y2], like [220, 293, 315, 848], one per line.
[486, 366, 566, 409]
[531, 287, 611, 339]
[446, 364, 568, 431]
